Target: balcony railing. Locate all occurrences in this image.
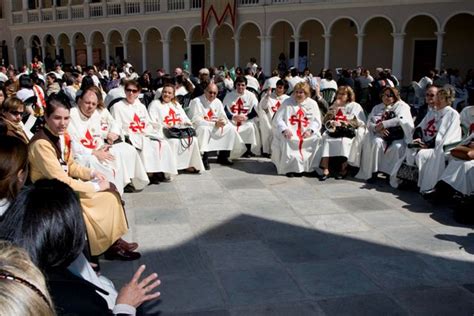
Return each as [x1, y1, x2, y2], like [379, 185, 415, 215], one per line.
[11, 0, 309, 25]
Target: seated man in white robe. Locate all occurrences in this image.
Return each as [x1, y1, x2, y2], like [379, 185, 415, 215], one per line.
[223, 76, 261, 157]
[257, 79, 290, 157]
[272, 82, 322, 177]
[69, 86, 149, 194]
[395, 85, 462, 193]
[188, 83, 246, 170]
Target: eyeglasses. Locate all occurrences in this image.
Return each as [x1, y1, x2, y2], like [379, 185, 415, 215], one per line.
[425, 93, 436, 97]
[0, 271, 52, 309]
[382, 94, 395, 98]
[207, 91, 218, 95]
[9, 110, 24, 116]
[125, 88, 139, 93]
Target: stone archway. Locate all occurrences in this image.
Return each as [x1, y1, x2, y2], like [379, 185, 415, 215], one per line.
[238, 23, 260, 69]
[298, 19, 325, 74]
[329, 18, 358, 69]
[442, 13, 474, 75]
[362, 17, 394, 73]
[144, 28, 163, 73]
[270, 21, 294, 71]
[168, 26, 186, 71]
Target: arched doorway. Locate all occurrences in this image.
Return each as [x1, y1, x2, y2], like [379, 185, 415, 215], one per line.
[270, 21, 294, 71]
[73, 32, 86, 67]
[57, 33, 70, 66]
[238, 23, 260, 69]
[168, 26, 186, 71]
[108, 30, 123, 65]
[298, 19, 325, 74]
[14, 37, 26, 68]
[442, 13, 474, 76]
[362, 17, 394, 73]
[329, 18, 358, 69]
[90, 31, 106, 67]
[214, 24, 234, 68]
[144, 28, 163, 73]
[189, 26, 210, 76]
[125, 29, 142, 72]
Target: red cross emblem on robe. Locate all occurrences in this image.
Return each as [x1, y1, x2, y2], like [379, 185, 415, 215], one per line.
[289, 108, 310, 159]
[129, 113, 145, 133]
[423, 118, 437, 137]
[335, 108, 347, 122]
[164, 108, 182, 126]
[205, 108, 215, 121]
[230, 98, 248, 130]
[271, 101, 281, 113]
[80, 129, 98, 150]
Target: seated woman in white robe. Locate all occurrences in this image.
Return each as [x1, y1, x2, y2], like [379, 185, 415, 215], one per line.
[257, 79, 290, 157]
[187, 83, 246, 170]
[110, 80, 177, 183]
[319, 86, 366, 180]
[272, 82, 322, 177]
[68, 86, 149, 194]
[148, 84, 204, 173]
[356, 87, 414, 185]
[396, 85, 462, 193]
[223, 76, 261, 157]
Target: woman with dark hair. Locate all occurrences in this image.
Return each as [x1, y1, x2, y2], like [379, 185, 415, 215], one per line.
[0, 97, 30, 142]
[0, 179, 161, 314]
[111, 80, 177, 183]
[319, 86, 366, 180]
[69, 86, 149, 194]
[257, 79, 290, 156]
[0, 135, 28, 217]
[148, 84, 204, 173]
[28, 92, 140, 260]
[357, 87, 414, 184]
[45, 73, 61, 96]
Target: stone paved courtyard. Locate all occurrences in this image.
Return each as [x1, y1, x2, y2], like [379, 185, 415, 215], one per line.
[102, 157, 474, 315]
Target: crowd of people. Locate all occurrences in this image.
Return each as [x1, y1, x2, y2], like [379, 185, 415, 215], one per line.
[0, 56, 473, 314]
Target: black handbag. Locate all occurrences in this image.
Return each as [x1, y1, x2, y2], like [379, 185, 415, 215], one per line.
[381, 111, 404, 143]
[396, 162, 419, 183]
[328, 125, 356, 139]
[163, 127, 196, 150]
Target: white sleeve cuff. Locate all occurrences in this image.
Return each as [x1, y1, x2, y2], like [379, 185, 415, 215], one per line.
[113, 304, 136, 315]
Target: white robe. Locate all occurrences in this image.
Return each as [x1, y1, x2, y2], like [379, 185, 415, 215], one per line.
[148, 100, 204, 171]
[356, 101, 414, 183]
[440, 126, 474, 195]
[399, 106, 462, 192]
[272, 97, 322, 174]
[223, 90, 261, 155]
[110, 99, 177, 175]
[187, 95, 246, 159]
[460, 106, 474, 136]
[257, 92, 290, 155]
[320, 102, 367, 167]
[68, 107, 149, 195]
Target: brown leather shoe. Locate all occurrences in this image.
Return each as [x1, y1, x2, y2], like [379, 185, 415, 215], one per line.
[117, 238, 139, 252]
[103, 244, 141, 261]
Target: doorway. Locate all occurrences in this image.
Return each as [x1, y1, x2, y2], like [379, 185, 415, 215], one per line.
[289, 41, 309, 71]
[191, 44, 205, 76]
[412, 39, 436, 81]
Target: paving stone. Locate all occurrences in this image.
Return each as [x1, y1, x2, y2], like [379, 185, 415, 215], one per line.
[141, 274, 226, 313]
[317, 293, 408, 316]
[218, 177, 265, 190]
[270, 183, 321, 201]
[240, 201, 298, 220]
[392, 286, 474, 316]
[304, 213, 371, 233]
[353, 210, 419, 229]
[216, 266, 303, 306]
[135, 207, 190, 225]
[289, 261, 381, 298]
[175, 180, 224, 193]
[229, 189, 280, 203]
[196, 221, 260, 243]
[289, 198, 348, 216]
[230, 302, 324, 316]
[418, 252, 474, 284]
[331, 196, 393, 212]
[355, 255, 446, 290]
[200, 240, 280, 270]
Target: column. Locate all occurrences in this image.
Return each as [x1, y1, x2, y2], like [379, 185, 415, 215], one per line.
[435, 31, 445, 71]
[263, 36, 272, 77]
[185, 38, 192, 72]
[162, 39, 170, 73]
[208, 37, 215, 67]
[86, 42, 93, 66]
[13, 47, 18, 69]
[292, 35, 300, 71]
[104, 41, 110, 66]
[122, 41, 128, 61]
[70, 43, 76, 66]
[141, 40, 147, 72]
[322, 33, 331, 69]
[391, 32, 405, 82]
[26, 46, 33, 65]
[355, 33, 365, 67]
[233, 36, 240, 68]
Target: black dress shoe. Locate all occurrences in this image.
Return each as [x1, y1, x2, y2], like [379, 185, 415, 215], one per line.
[203, 160, 210, 170]
[319, 174, 329, 181]
[148, 174, 160, 185]
[124, 184, 135, 193]
[103, 244, 141, 261]
[217, 158, 234, 166]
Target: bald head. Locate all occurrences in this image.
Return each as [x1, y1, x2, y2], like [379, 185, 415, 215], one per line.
[205, 83, 218, 101]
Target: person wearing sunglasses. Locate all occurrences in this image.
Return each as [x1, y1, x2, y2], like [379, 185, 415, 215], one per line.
[111, 80, 177, 184]
[414, 85, 438, 126]
[357, 87, 414, 185]
[0, 97, 29, 143]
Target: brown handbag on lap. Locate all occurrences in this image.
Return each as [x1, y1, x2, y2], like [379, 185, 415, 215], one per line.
[450, 145, 474, 161]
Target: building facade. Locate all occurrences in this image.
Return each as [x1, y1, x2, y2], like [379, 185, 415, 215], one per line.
[1, 0, 473, 84]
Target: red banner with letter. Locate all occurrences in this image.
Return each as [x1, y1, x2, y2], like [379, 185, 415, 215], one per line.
[201, 0, 237, 35]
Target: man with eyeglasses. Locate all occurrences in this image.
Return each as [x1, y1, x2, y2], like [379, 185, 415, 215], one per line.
[188, 83, 246, 169]
[414, 85, 438, 126]
[223, 76, 261, 157]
